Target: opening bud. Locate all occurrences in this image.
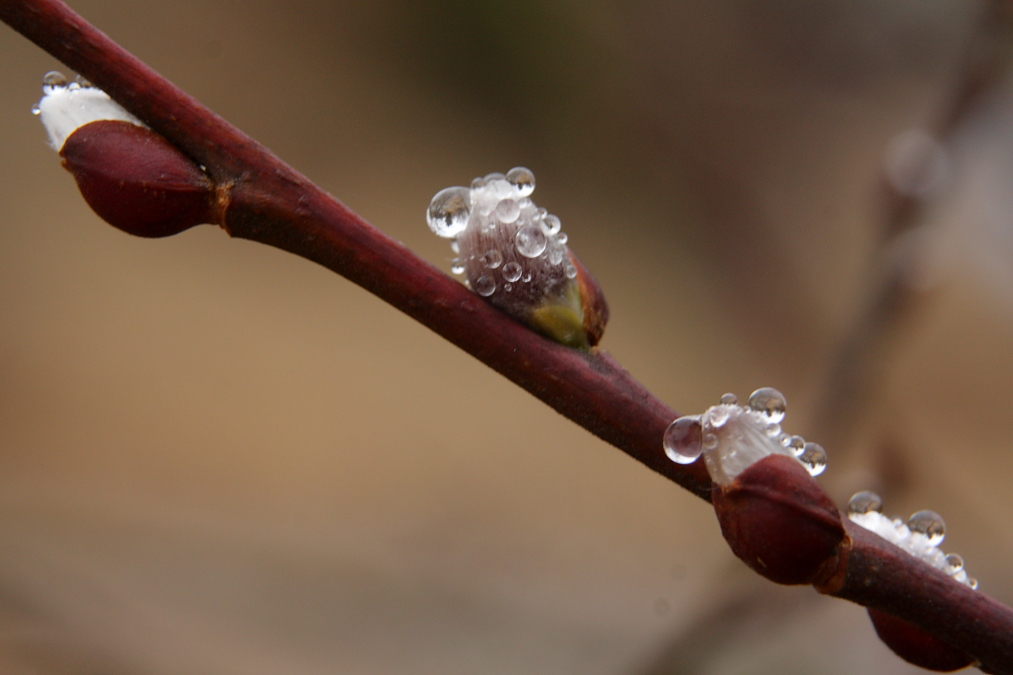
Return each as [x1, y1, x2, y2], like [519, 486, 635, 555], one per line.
[427, 169, 608, 349]
[712, 454, 846, 585]
[35, 74, 215, 238]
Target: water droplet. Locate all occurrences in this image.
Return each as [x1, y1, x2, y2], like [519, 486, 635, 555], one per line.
[74, 74, 92, 88]
[30, 103, 41, 116]
[778, 432, 792, 447]
[450, 259, 465, 275]
[516, 224, 547, 257]
[702, 433, 718, 450]
[944, 553, 964, 575]
[564, 265, 577, 279]
[967, 578, 979, 590]
[495, 198, 521, 224]
[471, 175, 487, 189]
[504, 283, 513, 291]
[664, 416, 703, 464]
[42, 70, 67, 87]
[451, 240, 460, 254]
[483, 249, 503, 269]
[502, 261, 523, 282]
[720, 393, 738, 405]
[549, 247, 564, 265]
[798, 442, 826, 476]
[747, 387, 786, 424]
[506, 166, 535, 197]
[543, 214, 561, 235]
[765, 422, 781, 437]
[475, 275, 496, 296]
[847, 491, 883, 515]
[908, 510, 945, 546]
[427, 186, 471, 238]
[67, 81, 80, 90]
[522, 272, 532, 283]
[788, 435, 805, 456]
[706, 406, 731, 428]
[483, 172, 506, 184]
[557, 232, 568, 245]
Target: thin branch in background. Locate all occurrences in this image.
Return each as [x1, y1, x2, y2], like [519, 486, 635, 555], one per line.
[813, 0, 1013, 451]
[2, 0, 1012, 671]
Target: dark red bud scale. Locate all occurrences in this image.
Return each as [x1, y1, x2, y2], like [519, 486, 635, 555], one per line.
[712, 454, 847, 585]
[59, 119, 215, 238]
[868, 607, 973, 672]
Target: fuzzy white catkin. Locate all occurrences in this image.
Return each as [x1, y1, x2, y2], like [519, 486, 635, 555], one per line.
[36, 83, 144, 151]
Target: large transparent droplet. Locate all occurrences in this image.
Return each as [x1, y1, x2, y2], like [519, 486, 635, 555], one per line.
[502, 261, 523, 282]
[787, 435, 805, 456]
[549, 247, 564, 265]
[798, 442, 826, 476]
[847, 491, 883, 515]
[967, 578, 979, 590]
[516, 224, 547, 257]
[30, 103, 41, 116]
[450, 259, 465, 275]
[506, 166, 535, 197]
[720, 393, 738, 405]
[747, 387, 786, 424]
[663, 416, 703, 464]
[482, 249, 503, 269]
[475, 275, 496, 297]
[564, 264, 577, 279]
[495, 198, 521, 224]
[556, 232, 568, 245]
[42, 70, 67, 87]
[427, 186, 472, 238]
[944, 553, 964, 575]
[908, 510, 945, 546]
[543, 214, 561, 235]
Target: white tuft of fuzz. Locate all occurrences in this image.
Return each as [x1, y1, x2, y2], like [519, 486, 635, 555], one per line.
[699, 404, 797, 485]
[847, 501, 977, 589]
[35, 81, 145, 151]
[663, 388, 827, 485]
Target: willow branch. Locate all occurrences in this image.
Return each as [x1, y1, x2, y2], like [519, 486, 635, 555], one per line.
[2, 1, 1011, 670]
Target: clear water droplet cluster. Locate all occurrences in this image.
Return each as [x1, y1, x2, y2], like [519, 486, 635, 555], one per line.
[663, 388, 828, 485]
[846, 492, 978, 590]
[426, 168, 572, 292]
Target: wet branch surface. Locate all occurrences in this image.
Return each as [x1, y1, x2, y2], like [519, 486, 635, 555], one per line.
[1, 0, 1011, 671]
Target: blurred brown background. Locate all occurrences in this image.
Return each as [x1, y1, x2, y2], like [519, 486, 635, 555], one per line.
[1, 1, 1011, 673]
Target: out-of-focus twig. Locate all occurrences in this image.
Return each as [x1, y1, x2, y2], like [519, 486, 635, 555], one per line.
[813, 0, 1013, 450]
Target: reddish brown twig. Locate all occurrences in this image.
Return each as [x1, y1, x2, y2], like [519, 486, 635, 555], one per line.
[2, 1, 1011, 670]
